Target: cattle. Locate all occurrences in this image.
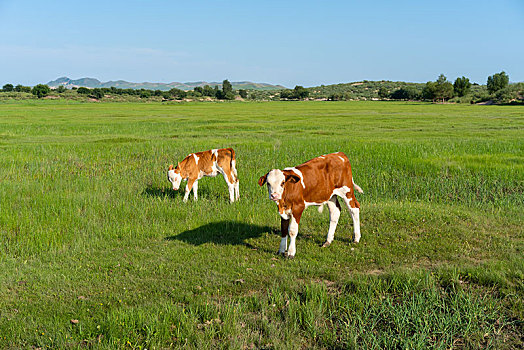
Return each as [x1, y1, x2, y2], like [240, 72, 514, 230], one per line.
[168, 148, 239, 202]
[258, 152, 363, 258]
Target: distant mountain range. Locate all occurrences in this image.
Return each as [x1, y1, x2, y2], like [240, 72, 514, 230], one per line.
[46, 77, 286, 91]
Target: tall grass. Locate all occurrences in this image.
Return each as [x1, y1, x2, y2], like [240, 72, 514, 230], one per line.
[0, 101, 522, 348]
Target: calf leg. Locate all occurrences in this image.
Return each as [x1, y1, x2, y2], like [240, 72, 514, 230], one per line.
[192, 180, 198, 201]
[183, 178, 196, 202]
[286, 209, 303, 258]
[228, 183, 235, 203]
[287, 216, 299, 258]
[279, 218, 289, 254]
[322, 196, 341, 247]
[232, 162, 240, 201]
[220, 172, 236, 203]
[234, 180, 240, 201]
[340, 191, 361, 243]
[350, 206, 361, 243]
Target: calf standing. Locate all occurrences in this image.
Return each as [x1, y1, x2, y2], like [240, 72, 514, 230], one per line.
[258, 152, 363, 257]
[168, 148, 239, 202]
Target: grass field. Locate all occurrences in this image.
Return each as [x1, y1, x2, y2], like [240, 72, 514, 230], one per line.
[0, 101, 522, 348]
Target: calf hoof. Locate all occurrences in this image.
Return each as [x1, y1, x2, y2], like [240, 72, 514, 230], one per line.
[284, 252, 295, 259]
[321, 241, 331, 248]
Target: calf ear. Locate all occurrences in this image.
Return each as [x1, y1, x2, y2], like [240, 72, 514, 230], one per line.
[285, 174, 300, 184]
[168, 164, 174, 171]
[258, 174, 267, 186]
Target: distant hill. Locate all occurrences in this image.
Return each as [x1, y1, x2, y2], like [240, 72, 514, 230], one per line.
[46, 77, 286, 91]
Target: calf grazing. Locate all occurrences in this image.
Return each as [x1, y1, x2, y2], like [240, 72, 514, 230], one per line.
[258, 152, 363, 258]
[168, 148, 239, 202]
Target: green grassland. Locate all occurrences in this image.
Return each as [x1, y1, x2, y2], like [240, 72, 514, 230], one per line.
[0, 101, 522, 348]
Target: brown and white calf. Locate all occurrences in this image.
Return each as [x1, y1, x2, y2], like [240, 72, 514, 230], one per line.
[168, 148, 239, 202]
[258, 152, 363, 257]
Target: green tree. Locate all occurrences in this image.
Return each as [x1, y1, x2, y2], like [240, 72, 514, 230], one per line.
[213, 86, 222, 99]
[422, 81, 437, 101]
[139, 89, 151, 98]
[423, 74, 453, 102]
[492, 83, 523, 104]
[293, 85, 309, 99]
[238, 89, 247, 98]
[390, 87, 419, 100]
[31, 84, 51, 98]
[91, 88, 104, 99]
[215, 89, 225, 99]
[217, 80, 234, 100]
[77, 87, 90, 95]
[202, 85, 216, 97]
[453, 76, 471, 97]
[280, 86, 309, 100]
[56, 85, 66, 93]
[222, 79, 233, 95]
[168, 88, 187, 99]
[280, 89, 293, 99]
[328, 92, 351, 101]
[434, 74, 454, 102]
[2, 84, 14, 92]
[378, 87, 389, 99]
[487, 71, 509, 94]
[15, 84, 31, 93]
[193, 86, 203, 95]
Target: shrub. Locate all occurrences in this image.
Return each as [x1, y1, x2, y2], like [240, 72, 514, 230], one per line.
[378, 87, 389, 99]
[15, 85, 32, 93]
[487, 71, 509, 94]
[453, 77, 471, 97]
[328, 92, 351, 101]
[168, 88, 187, 100]
[390, 87, 420, 100]
[91, 88, 104, 99]
[77, 87, 90, 95]
[31, 84, 51, 98]
[139, 90, 151, 98]
[494, 85, 519, 104]
[2, 84, 14, 92]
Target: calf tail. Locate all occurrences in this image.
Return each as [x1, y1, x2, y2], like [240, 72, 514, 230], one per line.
[352, 177, 363, 194]
[228, 147, 236, 161]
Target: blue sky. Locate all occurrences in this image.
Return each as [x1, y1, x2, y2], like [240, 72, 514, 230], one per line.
[1, 0, 523, 87]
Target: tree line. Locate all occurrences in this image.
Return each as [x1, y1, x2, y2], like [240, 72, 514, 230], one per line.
[0, 79, 248, 100]
[2, 73, 521, 104]
[380, 71, 518, 104]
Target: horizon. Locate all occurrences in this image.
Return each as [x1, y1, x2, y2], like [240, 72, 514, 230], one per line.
[41, 75, 523, 90]
[1, 0, 523, 87]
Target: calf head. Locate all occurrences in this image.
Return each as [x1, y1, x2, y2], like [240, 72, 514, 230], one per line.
[167, 164, 183, 190]
[258, 169, 300, 202]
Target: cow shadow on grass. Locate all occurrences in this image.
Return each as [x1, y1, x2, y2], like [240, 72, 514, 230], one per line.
[143, 185, 213, 200]
[165, 221, 277, 250]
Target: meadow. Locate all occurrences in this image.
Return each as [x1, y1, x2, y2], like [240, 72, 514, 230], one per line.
[0, 100, 522, 349]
